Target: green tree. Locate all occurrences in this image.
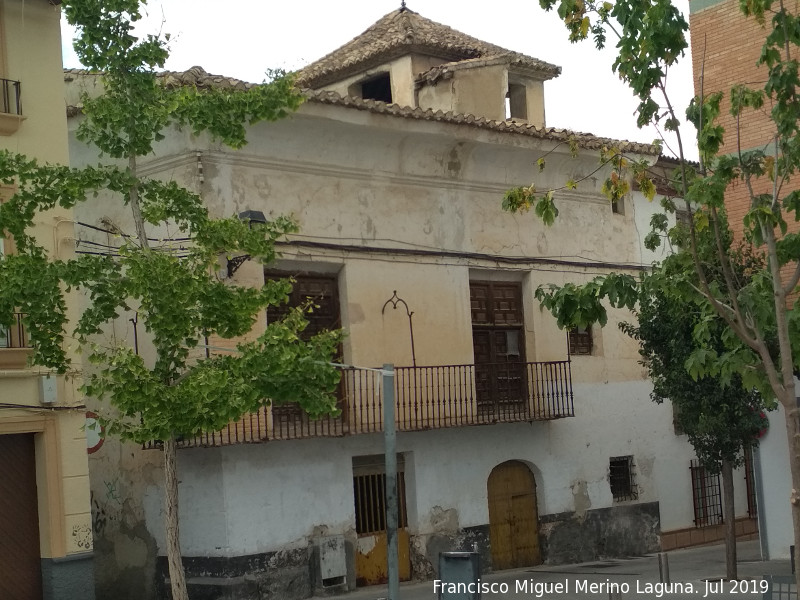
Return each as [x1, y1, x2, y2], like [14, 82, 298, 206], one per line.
[623, 259, 767, 579]
[503, 0, 800, 576]
[0, 1, 342, 598]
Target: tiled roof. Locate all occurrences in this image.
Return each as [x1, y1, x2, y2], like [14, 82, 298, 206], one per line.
[64, 66, 256, 90]
[305, 89, 659, 155]
[296, 7, 561, 88]
[64, 68, 659, 155]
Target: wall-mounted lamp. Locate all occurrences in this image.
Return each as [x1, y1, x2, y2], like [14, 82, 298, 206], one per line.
[238, 210, 267, 226]
[227, 210, 267, 277]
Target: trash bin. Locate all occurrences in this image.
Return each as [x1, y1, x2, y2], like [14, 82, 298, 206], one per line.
[438, 551, 481, 599]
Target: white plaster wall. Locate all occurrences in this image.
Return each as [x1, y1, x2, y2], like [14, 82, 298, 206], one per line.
[140, 378, 760, 557]
[758, 405, 792, 559]
[630, 189, 675, 266]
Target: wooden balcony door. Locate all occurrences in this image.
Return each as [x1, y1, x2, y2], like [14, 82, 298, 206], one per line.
[265, 273, 343, 424]
[470, 281, 526, 413]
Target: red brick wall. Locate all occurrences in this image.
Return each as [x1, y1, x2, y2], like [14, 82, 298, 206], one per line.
[689, 0, 800, 238]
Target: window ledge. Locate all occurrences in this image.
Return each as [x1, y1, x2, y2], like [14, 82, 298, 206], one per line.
[0, 348, 33, 369]
[0, 113, 25, 135]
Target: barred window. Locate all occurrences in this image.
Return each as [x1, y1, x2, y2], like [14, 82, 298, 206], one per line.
[352, 455, 408, 536]
[690, 459, 723, 527]
[609, 456, 637, 501]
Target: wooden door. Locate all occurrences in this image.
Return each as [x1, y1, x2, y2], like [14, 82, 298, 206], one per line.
[488, 460, 541, 570]
[470, 282, 526, 413]
[473, 329, 526, 412]
[0, 434, 43, 600]
[266, 274, 343, 422]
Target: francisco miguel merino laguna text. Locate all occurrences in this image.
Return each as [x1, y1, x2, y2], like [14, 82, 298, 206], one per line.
[433, 578, 702, 598]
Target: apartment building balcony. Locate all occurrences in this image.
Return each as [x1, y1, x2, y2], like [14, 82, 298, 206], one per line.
[0, 78, 23, 135]
[182, 360, 574, 448]
[0, 313, 33, 369]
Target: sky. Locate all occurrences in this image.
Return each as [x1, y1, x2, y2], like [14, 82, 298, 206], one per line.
[59, 0, 698, 161]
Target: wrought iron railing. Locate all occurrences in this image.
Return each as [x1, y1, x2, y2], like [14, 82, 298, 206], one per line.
[179, 360, 574, 448]
[0, 79, 21, 115]
[0, 313, 29, 349]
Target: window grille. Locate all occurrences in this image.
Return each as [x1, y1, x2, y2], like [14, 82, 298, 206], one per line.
[352, 455, 408, 536]
[609, 456, 637, 501]
[0, 313, 28, 349]
[568, 326, 592, 355]
[0, 79, 21, 115]
[743, 445, 757, 518]
[690, 459, 723, 527]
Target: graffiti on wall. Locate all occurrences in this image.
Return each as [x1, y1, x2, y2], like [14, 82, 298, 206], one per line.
[72, 523, 93, 550]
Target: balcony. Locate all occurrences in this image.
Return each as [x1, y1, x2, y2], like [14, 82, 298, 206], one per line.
[0, 313, 33, 369]
[0, 79, 23, 135]
[181, 360, 574, 448]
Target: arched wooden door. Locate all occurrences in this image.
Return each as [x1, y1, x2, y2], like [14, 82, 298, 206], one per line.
[487, 460, 541, 570]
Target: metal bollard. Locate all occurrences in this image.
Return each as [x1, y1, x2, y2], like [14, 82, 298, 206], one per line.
[658, 552, 670, 585]
[608, 591, 623, 600]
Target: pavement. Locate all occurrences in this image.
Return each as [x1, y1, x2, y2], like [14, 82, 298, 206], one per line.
[314, 540, 795, 600]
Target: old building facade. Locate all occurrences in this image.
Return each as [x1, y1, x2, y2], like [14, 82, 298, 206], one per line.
[0, 1, 95, 599]
[66, 7, 758, 598]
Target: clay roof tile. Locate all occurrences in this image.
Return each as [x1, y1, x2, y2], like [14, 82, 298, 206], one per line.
[295, 8, 560, 88]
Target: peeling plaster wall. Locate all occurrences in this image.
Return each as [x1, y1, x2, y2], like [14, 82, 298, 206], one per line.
[139, 380, 711, 557]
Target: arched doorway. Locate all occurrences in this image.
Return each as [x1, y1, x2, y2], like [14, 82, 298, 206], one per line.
[487, 460, 541, 570]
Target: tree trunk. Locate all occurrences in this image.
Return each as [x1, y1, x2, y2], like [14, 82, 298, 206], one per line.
[164, 435, 188, 600]
[721, 458, 737, 581]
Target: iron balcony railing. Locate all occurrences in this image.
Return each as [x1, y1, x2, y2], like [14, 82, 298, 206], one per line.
[0, 313, 29, 349]
[0, 79, 21, 116]
[181, 360, 574, 448]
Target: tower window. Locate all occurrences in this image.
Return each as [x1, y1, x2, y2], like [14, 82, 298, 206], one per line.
[506, 83, 527, 120]
[360, 73, 392, 104]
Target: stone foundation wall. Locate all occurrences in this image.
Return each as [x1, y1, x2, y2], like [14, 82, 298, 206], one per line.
[539, 502, 662, 564]
[150, 503, 662, 598]
[155, 547, 315, 600]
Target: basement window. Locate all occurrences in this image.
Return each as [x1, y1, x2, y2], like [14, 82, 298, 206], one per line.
[609, 456, 638, 502]
[359, 73, 393, 104]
